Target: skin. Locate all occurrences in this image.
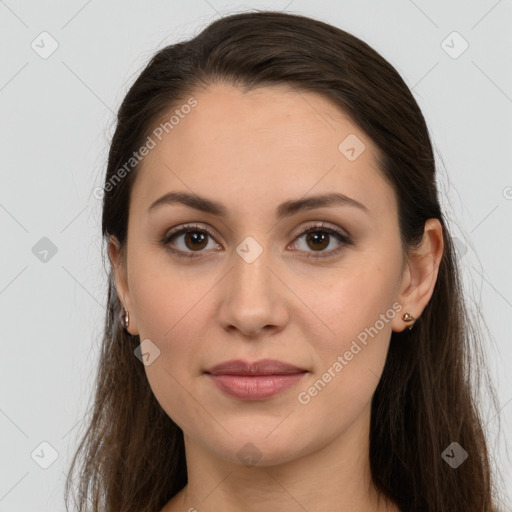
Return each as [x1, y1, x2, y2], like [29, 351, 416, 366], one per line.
[109, 83, 444, 512]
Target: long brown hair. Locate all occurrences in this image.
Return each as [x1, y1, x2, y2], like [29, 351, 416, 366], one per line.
[65, 10, 503, 512]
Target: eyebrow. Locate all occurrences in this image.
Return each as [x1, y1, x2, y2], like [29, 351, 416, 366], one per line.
[147, 191, 370, 219]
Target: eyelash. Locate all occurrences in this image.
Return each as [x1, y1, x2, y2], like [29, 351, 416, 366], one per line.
[160, 222, 353, 260]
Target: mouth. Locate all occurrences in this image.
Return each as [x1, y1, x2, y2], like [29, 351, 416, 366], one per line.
[204, 358, 308, 400]
[205, 358, 307, 376]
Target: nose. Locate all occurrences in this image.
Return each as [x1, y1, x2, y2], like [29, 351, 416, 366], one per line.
[217, 246, 289, 338]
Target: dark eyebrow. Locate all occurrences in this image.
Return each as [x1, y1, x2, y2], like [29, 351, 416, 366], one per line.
[147, 191, 369, 219]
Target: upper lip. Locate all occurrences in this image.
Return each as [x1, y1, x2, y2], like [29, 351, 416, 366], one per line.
[205, 358, 307, 376]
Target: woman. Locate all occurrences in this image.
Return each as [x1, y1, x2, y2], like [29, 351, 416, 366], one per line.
[65, 10, 501, 512]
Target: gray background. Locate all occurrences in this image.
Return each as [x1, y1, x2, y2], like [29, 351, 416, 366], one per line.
[0, 0, 511, 510]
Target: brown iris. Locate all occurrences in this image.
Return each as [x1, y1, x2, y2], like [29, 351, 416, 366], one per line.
[306, 231, 329, 251]
[185, 231, 208, 251]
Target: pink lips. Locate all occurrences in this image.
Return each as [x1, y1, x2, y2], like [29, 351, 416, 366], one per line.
[205, 359, 308, 400]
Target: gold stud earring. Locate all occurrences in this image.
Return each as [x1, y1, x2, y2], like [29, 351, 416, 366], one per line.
[402, 312, 416, 330]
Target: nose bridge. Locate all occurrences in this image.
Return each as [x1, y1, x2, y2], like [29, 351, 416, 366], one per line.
[218, 235, 287, 335]
[231, 235, 274, 302]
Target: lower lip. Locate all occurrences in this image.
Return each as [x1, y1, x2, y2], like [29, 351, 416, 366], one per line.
[207, 372, 307, 400]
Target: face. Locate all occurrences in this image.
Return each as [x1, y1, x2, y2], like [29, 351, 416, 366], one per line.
[111, 82, 410, 467]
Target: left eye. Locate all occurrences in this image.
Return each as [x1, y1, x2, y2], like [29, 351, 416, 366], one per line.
[290, 226, 352, 257]
[161, 223, 352, 259]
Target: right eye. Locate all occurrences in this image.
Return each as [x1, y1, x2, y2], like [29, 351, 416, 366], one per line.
[161, 224, 221, 258]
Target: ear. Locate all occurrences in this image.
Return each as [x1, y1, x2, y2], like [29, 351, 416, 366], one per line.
[108, 235, 139, 336]
[392, 218, 444, 333]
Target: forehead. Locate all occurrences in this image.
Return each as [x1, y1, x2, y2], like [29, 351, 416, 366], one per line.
[130, 83, 395, 221]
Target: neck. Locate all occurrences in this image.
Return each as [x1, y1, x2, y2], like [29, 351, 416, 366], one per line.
[168, 404, 398, 512]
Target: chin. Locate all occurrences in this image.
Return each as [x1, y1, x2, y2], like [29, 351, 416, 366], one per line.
[206, 430, 309, 468]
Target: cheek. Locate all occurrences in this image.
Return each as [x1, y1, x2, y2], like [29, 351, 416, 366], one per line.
[306, 258, 399, 342]
[128, 255, 219, 427]
[128, 244, 216, 340]
[135, 290, 208, 431]
[299, 261, 400, 403]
